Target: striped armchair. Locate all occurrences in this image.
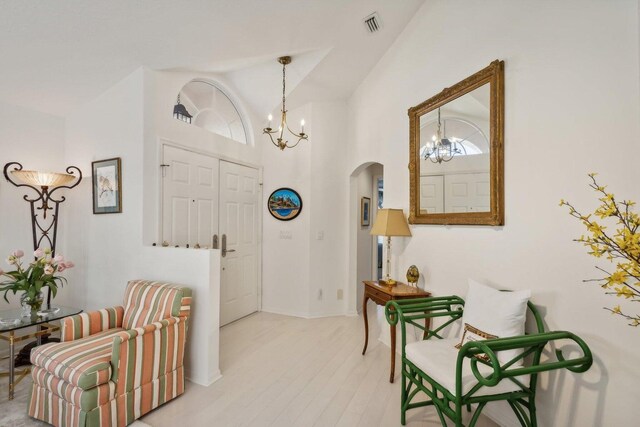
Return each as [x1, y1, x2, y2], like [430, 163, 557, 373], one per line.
[27, 280, 192, 427]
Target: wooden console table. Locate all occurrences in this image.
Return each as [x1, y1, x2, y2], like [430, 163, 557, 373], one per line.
[361, 280, 430, 383]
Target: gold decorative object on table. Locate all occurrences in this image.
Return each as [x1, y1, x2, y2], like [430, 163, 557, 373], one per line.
[406, 265, 420, 287]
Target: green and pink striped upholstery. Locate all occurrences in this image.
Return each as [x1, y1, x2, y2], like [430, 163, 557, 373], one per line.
[31, 328, 123, 389]
[122, 280, 191, 329]
[60, 306, 124, 342]
[28, 280, 192, 427]
[31, 367, 116, 411]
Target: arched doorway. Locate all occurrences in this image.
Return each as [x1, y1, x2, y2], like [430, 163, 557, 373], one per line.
[347, 162, 384, 315]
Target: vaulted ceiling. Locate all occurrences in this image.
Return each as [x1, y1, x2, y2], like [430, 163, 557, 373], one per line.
[0, 0, 424, 118]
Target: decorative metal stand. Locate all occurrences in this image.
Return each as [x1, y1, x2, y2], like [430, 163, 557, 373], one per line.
[3, 162, 82, 271]
[3, 161, 82, 365]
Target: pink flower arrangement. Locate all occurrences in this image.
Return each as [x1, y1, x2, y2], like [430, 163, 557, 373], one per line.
[0, 248, 74, 304]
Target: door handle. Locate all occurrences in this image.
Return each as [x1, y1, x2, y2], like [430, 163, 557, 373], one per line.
[221, 234, 236, 257]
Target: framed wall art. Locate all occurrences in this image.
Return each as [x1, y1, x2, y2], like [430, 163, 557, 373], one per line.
[92, 157, 122, 214]
[361, 197, 371, 227]
[268, 187, 302, 221]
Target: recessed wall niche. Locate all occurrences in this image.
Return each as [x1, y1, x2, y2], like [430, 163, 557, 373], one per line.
[174, 79, 248, 144]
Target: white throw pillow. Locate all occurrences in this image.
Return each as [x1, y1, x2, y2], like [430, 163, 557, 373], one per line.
[459, 279, 531, 365]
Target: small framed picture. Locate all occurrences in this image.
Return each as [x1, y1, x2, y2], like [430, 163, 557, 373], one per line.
[92, 157, 122, 214]
[361, 197, 371, 227]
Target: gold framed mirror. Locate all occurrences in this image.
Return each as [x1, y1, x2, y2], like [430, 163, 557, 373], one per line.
[408, 60, 504, 225]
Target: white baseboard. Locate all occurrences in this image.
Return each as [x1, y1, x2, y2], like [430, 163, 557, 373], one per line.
[260, 307, 311, 318]
[185, 370, 222, 387]
[260, 307, 347, 319]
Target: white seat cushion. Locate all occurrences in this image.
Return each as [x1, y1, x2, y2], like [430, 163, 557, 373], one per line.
[405, 338, 529, 397]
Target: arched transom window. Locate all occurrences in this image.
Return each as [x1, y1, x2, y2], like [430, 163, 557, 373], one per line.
[174, 80, 248, 145]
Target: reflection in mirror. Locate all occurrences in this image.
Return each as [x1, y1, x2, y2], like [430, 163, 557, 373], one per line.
[175, 80, 248, 144]
[419, 83, 490, 214]
[408, 60, 504, 225]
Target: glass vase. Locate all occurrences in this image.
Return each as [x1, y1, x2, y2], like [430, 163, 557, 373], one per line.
[20, 291, 44, 317]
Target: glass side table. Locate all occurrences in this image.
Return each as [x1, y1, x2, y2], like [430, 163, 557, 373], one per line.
[0, 306, 82, 400]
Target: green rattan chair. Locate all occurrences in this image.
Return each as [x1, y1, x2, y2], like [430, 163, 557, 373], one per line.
[385, 295, 593, 427]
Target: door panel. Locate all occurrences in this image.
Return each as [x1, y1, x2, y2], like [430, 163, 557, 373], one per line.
[219, 161, 259, 326]
[162, 145, 219, 247]
[243, 204, 255, 243]
[444, 172, 490, 213]
[196, 199, 214, 246]
[171, 197, 190, 244]
[420, 175, 444, 214]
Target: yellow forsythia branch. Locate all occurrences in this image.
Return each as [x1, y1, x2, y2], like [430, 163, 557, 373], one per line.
[561, 174, 640, 327]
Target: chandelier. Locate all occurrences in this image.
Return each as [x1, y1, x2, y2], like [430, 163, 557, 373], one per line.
[263, 56, 308, 150]
[423, 108, 466, 163]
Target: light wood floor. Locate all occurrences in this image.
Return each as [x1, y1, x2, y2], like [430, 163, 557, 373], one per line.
[142, 311, 498, 427]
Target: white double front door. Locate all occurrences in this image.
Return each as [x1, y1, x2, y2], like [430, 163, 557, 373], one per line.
[162, 145, 260, 326]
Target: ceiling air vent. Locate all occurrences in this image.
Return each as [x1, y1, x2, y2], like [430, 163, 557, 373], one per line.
[363, 12, 383, 34]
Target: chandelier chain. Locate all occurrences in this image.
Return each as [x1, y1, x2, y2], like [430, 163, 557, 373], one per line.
[282, 60, 286, 114]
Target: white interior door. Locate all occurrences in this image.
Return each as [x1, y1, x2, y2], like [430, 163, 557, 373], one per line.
[420, 175, 444, 213]
[162, 145, 219, 248]
[219, 161, 260, 326]
[444, 172, 490, 213]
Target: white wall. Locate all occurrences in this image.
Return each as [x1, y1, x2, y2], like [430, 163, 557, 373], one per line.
[261, 101, 350, 318]
[0, 103, 66, 309]
[308, 101, 349, 317]
[137, 246, 221, 385]
[62, 68, 145, 310]
[347, 0, 640, 425]
[261, 104, 312, 317]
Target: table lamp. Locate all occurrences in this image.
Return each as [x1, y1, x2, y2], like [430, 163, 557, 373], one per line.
[370, 208, 411, 286]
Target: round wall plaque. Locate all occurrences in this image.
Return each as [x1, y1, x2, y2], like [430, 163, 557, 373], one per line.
[268, 187, 302, 221]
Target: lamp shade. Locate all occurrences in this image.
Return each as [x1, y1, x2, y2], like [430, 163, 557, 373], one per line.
[11, 170, 76, 188]
[370, 208, 412, 237]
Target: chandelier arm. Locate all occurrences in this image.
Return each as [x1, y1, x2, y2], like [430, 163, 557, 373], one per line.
[285, 137, 306, 149]
[448, 131, 483, 156]
[265, 132, 281, 148]
[285, 122, 307, 139]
